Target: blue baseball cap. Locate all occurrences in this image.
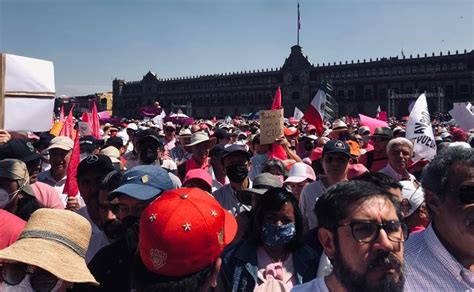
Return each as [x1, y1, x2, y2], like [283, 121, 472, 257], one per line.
[108, 165, 173, 201]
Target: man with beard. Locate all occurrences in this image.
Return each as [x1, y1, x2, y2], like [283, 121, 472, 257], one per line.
[213, 144, 252, 216]
[293, 180, 406, 292]
[404, 146, 474, 290]
[72, 165, 174, 292]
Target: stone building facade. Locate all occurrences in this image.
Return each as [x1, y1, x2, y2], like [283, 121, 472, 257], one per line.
[113, 45, 473, 119]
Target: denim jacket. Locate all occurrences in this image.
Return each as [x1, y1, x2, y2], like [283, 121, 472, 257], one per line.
[217, 239, 319, 292]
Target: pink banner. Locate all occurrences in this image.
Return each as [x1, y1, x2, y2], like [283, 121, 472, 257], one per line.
[359, 114, 389, 134]
[98, 111, 111, 120]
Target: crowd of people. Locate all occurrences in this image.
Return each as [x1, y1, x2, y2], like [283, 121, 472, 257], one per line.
[0, 111, 472, 291]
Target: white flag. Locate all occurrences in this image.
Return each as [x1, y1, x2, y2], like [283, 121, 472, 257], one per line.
[293, 107, 304, 120]
[406, 93, 437, 161]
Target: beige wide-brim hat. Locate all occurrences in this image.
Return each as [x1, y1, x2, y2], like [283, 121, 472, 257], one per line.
[184, 131, 217, 152]
[0, 209, 98, 285]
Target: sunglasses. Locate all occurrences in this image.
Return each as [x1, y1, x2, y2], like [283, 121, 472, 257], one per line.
[2, 263, 58, 291]
[458, 185, 474, 205]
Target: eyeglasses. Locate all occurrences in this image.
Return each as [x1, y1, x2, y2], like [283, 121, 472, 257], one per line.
[458, 185, 474, 205]
[2, 263, 58, 291]
[337, 220, 409, 243]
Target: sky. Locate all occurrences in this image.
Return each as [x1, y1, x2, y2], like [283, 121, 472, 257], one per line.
[1, 0, 472, 96]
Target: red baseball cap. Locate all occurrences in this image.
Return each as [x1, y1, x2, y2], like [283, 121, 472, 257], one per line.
[139, 188, 237, 277]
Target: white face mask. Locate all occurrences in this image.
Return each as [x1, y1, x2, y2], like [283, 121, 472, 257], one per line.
[0, 274, 63, 292]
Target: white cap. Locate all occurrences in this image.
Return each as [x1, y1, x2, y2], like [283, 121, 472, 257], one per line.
[126, 123, 138, 131]
[400, 181, 424, 217]
[284, 162, 316, 184]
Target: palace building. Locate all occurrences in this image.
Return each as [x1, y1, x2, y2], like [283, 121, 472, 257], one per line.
[112, 45, 473, 119]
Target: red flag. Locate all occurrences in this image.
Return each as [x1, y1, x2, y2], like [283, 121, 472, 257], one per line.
[271, 86, 282, 110]
[91, 101, 101, 139]
[62, 133, 80, 197]
[304, 89, 326, 136]
[81, 112, 90, 124]
[59, 104, 75, 139]
[268, 87, 287, 160]
[377, 111, 388, 122]
[59, 104, 65, 122]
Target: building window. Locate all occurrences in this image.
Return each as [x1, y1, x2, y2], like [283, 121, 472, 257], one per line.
[365, 88, 372, 98]
[347, 90, 354, 98]
[292, 92, 300, 100]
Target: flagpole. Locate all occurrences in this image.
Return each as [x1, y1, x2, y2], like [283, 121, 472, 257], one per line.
[297, 2, 300, 46]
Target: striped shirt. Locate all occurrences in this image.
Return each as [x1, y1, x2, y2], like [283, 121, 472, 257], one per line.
[404, 223, 474, 291]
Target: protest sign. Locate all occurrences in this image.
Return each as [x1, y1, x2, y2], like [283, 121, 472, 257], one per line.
[406, 93, 437, 161]
[0, 53, 55, 131]
[259, 109, 283, 145]
[449, 102, 474, 131]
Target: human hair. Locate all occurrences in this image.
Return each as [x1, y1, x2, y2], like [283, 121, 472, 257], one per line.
[262, 159, 286, 177]
[421, 146, 474, 199]
[315, 180, 402, 230]
[16, 193, 42, 221]
[100, 170, 123, 192]
[386, 137, 413, 155]
[247, 187, 304, 250]
[132, 254, 212, 292]
[351, 171, 402, 192]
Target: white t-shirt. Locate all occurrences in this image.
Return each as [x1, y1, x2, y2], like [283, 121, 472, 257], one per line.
[298, 179, 326, 231]
[291, 277, 329, 292]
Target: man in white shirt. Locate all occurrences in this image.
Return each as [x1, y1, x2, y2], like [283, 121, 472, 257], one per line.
[379, 138, 416, 182]
[37, 136, 85, 208]
[299, 140, 351, 231]
[213, 144, 252, 216]
[404, 146, 474, 291]
[293, 180, 406, 292]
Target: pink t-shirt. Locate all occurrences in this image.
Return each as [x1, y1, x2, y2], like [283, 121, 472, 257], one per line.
[255, 247, 296, 291]
[0, 210, 26, 249]
[31, 181, 65, 209]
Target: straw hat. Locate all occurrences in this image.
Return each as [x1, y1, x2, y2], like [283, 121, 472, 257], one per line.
[0, 208, 98, 285]
[184, 132, 216, 152]
[100, 146, 121, 164]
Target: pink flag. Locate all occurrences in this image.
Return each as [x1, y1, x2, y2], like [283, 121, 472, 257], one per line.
[59, 104, 75, 139]
[59, 104, 65, 122]
[304, 89, 326, 136]
[62, 133, 80, 197]
[268, 87, 286, 160]
[359, 114, 389, 134]
[91, 101, 101, 139]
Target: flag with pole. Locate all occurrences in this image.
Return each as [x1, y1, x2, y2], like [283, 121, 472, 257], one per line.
[406, 93, 437, 161]
[59, 104, 75, 139]
[59, 104, 65, 122]
[268, 87, 287, 160]
[91, 101, 101, 139]
[293, 106, 304, 120]
[62, 133, 80, 198]
[303, 89, 326, 136]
